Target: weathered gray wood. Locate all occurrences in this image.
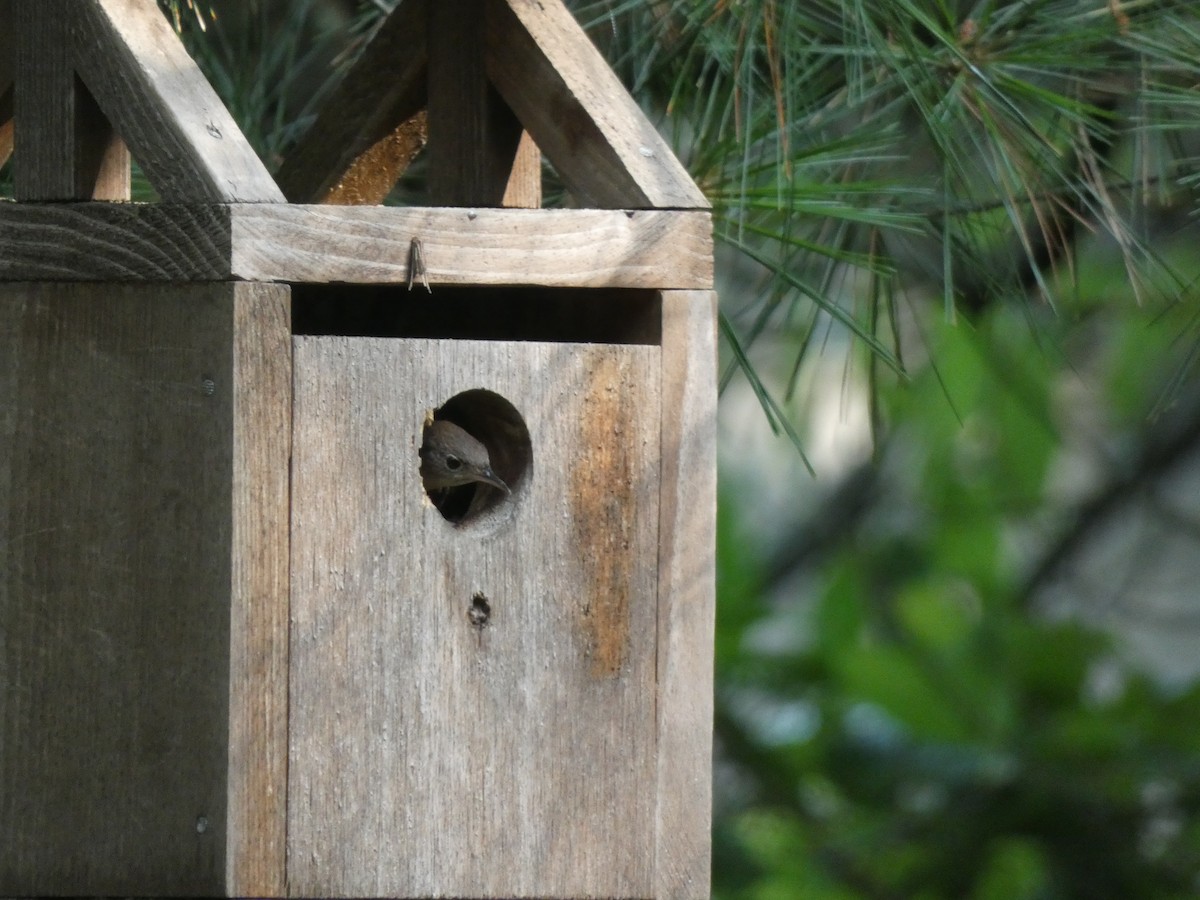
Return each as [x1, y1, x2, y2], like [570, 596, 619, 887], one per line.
[226, 284, 292, 896]
[12, 0, 130, 200]
[656, 290, 718, 898]
[231, 205, 713, 287]
[427, 0, 524, 206]
[0, 203, 714, 289]
[0, 0, 11, 91]
[72, 0, 283, 202]
[289, 336, 661, 898]
[6, 0, 127, 194]
[12, 0, 129, 200]
[13, 0, 71, 197]
[0, 202, 232, 280]
[0, 281, 290, 896]
[275, 0, 428, 203]
[485, 0, 708, 210]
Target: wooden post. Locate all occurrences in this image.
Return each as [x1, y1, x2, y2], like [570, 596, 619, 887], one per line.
[426, 0, 527, 206]
[12, 0, 129, 200]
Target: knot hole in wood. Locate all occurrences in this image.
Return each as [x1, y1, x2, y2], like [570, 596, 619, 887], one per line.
[468, 592, 491, 629]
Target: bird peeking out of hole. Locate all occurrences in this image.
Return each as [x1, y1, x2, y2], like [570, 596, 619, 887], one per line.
[420, 419, 509, 521]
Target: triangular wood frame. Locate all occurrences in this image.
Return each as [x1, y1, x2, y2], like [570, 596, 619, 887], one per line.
[2, 0, 282, 202]
[275, 0, 709, 211]
[0, 0, 712, 290]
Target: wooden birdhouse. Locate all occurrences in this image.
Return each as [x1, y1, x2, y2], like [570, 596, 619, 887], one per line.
[0, 0, 715, 897]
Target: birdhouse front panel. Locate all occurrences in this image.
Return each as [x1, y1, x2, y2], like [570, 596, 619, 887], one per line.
[288, 335, 661, 898]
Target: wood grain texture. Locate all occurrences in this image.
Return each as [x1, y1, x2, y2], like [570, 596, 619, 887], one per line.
[427, 0, 524, 206]
[656, 290, 718, 898]
[228, 205, 713, 288]
[485, 0, 708, 210]
[14, 0, 75, 199]
[275, 0, 428, 204]
[0, 0, 11, 88]
[288, 335, 661, 898]
[226, 283, 292, 896]
[0, 201, 231, 281]
[0, 202, 713, 288]
[0, 282, 273, 896]
[9, 0, 129, 196]
[501, 130, 543, 209]
[72, 0, 283, 202]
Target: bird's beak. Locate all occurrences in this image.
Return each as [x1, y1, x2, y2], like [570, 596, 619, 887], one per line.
[479, 467, 511, 494]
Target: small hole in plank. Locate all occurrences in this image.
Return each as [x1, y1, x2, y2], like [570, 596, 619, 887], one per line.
[468, 593, 491, 629]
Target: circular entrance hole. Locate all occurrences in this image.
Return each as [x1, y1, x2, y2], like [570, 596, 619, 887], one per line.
[418, 389, 531, 525]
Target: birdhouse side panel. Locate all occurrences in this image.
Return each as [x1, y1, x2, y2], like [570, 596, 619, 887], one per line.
[0, 281, 291, 897]
[288, 335, 661, 899]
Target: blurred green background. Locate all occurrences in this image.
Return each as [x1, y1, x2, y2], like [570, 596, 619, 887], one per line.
[15, 0, 1200, 895]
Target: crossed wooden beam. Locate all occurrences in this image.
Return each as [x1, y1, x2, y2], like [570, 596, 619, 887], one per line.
[0, 0, 712, 290]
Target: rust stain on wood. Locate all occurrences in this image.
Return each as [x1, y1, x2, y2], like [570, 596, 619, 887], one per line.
[323, 111, 428, 205]
[570, 353, 636, 678]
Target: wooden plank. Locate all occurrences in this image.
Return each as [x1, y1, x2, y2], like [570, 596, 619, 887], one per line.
[12, 0, 71, 198]
[0, 203, 713, 289]
[0, 202, 231, 281]
[229, 205, 714, 288]
[485, 0, 708, 210]
[656, 290, 717, 898]
[226, 283, 292, 896]
[275, 0, 428, 203]
[288, 336, 660, 898]
[7, 0, 127, 193]
[426, 0, 524, 206]
[501, 130, 543, 209]
[72, 0, 283, 202]
[0, 0, 11, 90]
[0, 282, 257, 895]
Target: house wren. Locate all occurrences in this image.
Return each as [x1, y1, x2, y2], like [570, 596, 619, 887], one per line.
[419, 419, 510, 494]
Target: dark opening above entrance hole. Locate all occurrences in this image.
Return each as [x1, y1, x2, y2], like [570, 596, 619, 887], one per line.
[291, 285, 660, 345]
[419, 389, 532, 526]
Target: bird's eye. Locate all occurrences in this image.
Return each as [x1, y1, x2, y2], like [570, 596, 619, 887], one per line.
[445, 454, 462, 470]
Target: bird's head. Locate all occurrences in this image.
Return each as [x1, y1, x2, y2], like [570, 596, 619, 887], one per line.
[419, 419, 510, 493]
